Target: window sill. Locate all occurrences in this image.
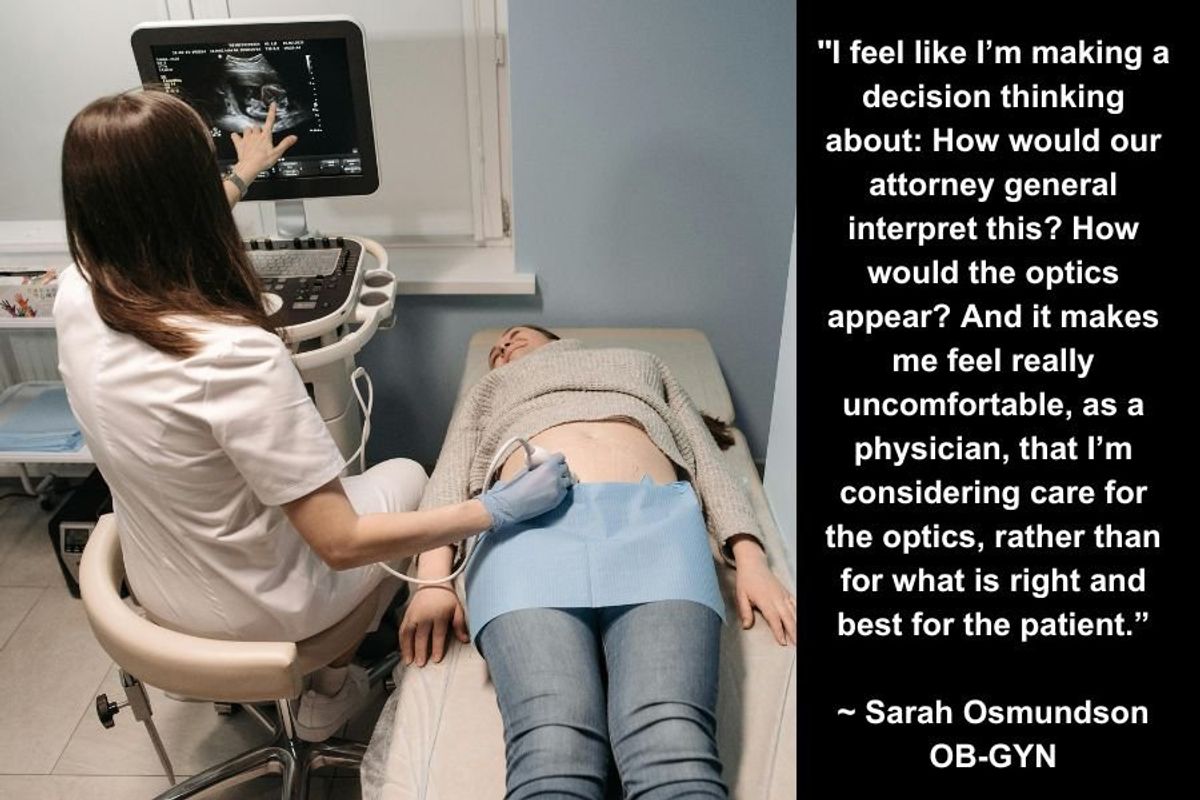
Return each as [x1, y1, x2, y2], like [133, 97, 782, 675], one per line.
[384, 241, 534, 295]
[0, 223, 535, 296]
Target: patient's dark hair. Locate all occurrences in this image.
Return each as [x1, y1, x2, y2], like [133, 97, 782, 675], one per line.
[517, 324, 734, 449]
[702, 414, 735, 450]
[516, 323, 560, 341]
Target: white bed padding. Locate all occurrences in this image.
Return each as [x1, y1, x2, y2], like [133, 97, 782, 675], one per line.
[361, 328, 796, 798]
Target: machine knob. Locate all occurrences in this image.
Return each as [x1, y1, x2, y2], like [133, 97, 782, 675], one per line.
[321, 236, 331, 248]
[250, 239, 259, 250]
[336, 236, 345, 247]
[95, 693, 123, 729]
[293, 237, 302, 249]
[307, 237, 317, 248]
[264, 239, 274, 250]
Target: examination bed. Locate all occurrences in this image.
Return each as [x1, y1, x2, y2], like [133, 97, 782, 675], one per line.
[361, 328, 796, 798]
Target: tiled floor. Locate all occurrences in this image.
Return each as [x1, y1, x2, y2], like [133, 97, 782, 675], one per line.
[0, 489, 375, 800]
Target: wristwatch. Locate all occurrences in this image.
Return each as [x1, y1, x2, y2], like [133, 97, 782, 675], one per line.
[223, 168, 249, 198]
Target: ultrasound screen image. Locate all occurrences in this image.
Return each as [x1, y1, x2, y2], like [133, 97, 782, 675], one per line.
[214, 52, 314, 132]
[150, 38, 361, 179]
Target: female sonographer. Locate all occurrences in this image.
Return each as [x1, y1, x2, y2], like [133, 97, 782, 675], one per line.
[54, 89, 571, 741]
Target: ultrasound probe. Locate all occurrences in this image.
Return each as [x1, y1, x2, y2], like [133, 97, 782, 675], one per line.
[373, 436, 574, 586]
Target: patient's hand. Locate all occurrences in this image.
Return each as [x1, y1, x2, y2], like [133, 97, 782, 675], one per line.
[399, 586, 468, 667]
[731, 537, 797, 647]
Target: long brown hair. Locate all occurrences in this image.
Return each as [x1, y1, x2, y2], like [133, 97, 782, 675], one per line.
[61, 90, 272, 357]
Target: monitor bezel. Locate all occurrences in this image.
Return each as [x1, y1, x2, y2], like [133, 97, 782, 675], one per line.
[131, 16, 379, 201]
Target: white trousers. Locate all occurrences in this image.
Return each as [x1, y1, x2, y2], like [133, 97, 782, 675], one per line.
[339, 458, 429, 632]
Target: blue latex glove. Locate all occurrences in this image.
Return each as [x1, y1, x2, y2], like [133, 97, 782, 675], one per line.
[479, 452, 572, 533]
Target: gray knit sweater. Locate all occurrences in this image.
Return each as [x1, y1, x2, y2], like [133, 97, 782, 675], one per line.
[419, 338, 761, 563]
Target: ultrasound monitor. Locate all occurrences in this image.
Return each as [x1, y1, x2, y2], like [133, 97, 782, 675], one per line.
[130, 17, 378, 205]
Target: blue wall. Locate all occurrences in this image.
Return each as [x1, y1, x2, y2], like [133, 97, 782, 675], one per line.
[363, 0, 796, 466]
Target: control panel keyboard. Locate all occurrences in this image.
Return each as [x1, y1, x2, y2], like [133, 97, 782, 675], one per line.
[248, 248, 342, 278]
[245, 236, 362, 330]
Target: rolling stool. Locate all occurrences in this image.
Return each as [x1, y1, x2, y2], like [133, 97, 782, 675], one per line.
[79, 513, 401, 799]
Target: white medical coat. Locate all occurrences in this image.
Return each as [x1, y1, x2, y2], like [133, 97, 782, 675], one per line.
[54, 265, 380, 641]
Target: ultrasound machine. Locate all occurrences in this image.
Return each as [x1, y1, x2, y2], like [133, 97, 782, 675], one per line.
[131, 16, 393, 467]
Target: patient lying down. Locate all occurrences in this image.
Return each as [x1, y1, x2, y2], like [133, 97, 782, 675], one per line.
[400, 325, 794, 799]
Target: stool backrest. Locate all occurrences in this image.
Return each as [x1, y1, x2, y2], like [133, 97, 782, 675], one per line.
[79, 514, 304, 702]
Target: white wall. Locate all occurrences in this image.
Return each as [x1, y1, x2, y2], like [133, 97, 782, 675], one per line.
[763, 219, 797, 577]
[0, 0, 162, 222]
[230, 0, 478, 239]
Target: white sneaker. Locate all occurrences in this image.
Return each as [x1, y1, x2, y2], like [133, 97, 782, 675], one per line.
[294, 664, 370, 742]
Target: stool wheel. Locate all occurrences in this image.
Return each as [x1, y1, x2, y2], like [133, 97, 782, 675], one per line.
[96, 693, 120, 728]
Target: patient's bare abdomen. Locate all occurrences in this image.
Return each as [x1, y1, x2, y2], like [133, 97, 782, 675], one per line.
[499, 420, 678, 485]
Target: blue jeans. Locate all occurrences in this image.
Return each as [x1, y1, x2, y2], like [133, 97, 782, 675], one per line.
[476, 600, 727, 800]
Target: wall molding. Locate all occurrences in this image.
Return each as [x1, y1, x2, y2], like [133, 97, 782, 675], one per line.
[0, 221, 534, 295]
